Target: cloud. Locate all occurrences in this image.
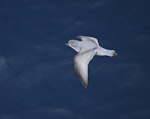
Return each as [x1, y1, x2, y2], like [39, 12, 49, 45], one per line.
[0, 57, 13, 82]
[0, 107, 84, 119]
[0, 57, 7, 71]
[0, 115, 14, 119]
[93, 62, 149, 87]
[125, 110, 150, 119]
[0, 41, 70, 84]
[0, 40, 79, 118]
[92, 0, 113, 8]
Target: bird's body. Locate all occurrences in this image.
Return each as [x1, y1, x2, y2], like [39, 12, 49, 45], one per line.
[66, 36, 117, 88]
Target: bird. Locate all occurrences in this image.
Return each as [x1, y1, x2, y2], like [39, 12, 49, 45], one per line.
[66, 36, 117, 88]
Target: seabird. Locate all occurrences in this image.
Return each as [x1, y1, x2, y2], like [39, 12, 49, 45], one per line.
[66, 36, 117, 88]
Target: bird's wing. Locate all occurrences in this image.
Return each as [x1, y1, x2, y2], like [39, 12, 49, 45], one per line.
[74, 49, 96, 88]
[66, 40, 81, 52]
[77, 36, 99, 46]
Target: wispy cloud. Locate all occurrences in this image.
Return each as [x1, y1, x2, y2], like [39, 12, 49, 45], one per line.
[0, 57, 7, 71]
[0, 115, 14, 119]
[0, 107, 85, 119]
[125, 110, 150, 119]
[92, 0, 113, 8]
[0, 56, 13, 82]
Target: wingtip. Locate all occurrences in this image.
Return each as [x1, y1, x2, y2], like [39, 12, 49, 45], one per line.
[81, 80, 88, 88]
[65, 43, 68, 46]
[83, 85, 88, 88]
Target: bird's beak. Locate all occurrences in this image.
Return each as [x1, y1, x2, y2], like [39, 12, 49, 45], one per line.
[112, 52, 118, 57]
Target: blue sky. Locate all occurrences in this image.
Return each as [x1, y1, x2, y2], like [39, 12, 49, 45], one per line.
[0, 0, 150, 119]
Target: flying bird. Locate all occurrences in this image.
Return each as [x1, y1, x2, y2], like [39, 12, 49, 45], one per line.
[66, 36, 117, 88]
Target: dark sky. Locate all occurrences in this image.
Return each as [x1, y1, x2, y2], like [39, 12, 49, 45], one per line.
[0, 0, 150, 119]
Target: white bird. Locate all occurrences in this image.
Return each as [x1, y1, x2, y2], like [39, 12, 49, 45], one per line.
[66, 36, 117, 88]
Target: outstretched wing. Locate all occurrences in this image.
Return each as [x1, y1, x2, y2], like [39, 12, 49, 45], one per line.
[74, 49, 96, 88]
[77, 36, 99, 46]
[66, 40, 81, 52]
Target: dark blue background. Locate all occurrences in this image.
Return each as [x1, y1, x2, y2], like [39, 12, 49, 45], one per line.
[0, 0, 150, 119]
